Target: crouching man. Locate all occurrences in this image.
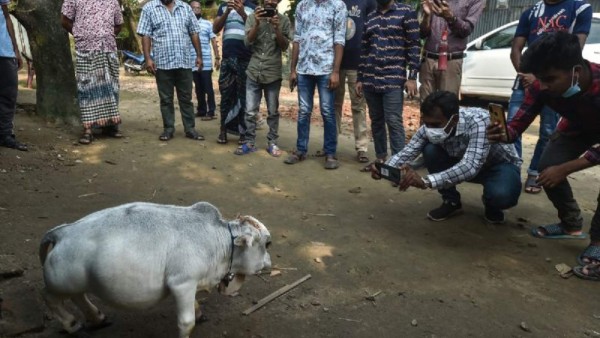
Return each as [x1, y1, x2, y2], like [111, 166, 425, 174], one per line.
[372, 91, 522, 223]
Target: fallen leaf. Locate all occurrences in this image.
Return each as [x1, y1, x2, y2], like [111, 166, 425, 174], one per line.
[270, 270, 281, 277]
[314, 257, 322, 263]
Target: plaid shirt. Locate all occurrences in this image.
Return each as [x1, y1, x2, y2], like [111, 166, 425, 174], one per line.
[137, 0, 200, 70]
[387, 107, 521, 190]
[507, 61, 600, 165]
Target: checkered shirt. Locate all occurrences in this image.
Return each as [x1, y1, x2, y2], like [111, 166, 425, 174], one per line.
[387, 107, 522, 190]
[137, 0, 200, 70]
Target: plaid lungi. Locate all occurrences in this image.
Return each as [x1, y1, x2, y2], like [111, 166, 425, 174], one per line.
[75, 51, 121, 128]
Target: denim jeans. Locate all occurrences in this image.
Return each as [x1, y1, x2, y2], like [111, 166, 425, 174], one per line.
[245, 77, 281, 146]
[364, 89, 405, 159]
[423, 143, 521, 213]
[296, 74, 337, 155]
[0, 57, 18, 137]
[155, 68, 196, 134]
[508, 88, 560, 176]
[193, 70, 216, 117]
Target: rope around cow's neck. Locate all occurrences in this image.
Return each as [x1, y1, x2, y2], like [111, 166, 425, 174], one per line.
[221, 222, 236, 286]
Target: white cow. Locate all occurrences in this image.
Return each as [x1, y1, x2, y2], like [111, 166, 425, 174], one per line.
[39, 202, 272, 338]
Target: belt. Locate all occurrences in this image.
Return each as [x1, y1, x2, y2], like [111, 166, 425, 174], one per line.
[424, 51, 465, 60]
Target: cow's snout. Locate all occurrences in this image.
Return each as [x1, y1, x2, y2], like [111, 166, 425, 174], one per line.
[263, 252, 272, 271]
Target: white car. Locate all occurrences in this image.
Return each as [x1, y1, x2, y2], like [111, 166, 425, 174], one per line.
[460, 13, 600, 100]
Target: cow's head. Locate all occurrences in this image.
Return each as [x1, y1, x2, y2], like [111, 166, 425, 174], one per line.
[218, 216, 271, 295]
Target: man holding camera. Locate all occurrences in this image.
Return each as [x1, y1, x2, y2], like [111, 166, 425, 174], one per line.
[372, 91, 522, 224]
[235, 0, 291, 156]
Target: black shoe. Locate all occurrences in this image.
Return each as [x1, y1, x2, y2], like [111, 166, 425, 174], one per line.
[427, 201, 462, 221]
[484, 208, 505, 224]
[0, 135, 28, 151]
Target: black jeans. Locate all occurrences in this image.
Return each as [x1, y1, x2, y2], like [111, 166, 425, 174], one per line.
[155, 68, 196, 134]
[193, 70, 216, 117]
[537, 132, 600, 240]
[0, 57, 18, 137]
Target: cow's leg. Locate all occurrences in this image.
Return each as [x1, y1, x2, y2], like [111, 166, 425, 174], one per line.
[194, 299, 208, 323]
[170, 282, 197, 338]
[43, 288, 83, 333]
[72, 294, 111, 329]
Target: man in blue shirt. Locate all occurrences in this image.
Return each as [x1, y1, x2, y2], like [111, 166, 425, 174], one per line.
[508, 0, 592, 194]
[0, 0, 27, 151]
[190, 1, 220, 121]
[213, 0, 256, 144]
[137, 0, 205, 142]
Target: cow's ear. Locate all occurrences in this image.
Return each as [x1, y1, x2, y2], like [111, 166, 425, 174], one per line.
[234, 234, 254, 247]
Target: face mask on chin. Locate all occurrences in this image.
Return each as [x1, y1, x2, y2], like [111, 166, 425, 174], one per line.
[425, 115, 456, 144]
[562, 66, 581, 98]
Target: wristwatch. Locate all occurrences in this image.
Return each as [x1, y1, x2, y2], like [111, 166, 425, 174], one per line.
[408, 69, 418, 80]
[421, 176, 431, 189]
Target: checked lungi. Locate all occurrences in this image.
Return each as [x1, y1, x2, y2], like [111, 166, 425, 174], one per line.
[75, 50, 121, 129]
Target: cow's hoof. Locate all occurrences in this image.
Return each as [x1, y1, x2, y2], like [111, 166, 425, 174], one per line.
[195, 314, 209, 324]
[84, 317, 113, 331]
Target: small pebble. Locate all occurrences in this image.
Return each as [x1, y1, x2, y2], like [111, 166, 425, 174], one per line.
[411, 319, 418, 327]
[520, 321, 531, 332]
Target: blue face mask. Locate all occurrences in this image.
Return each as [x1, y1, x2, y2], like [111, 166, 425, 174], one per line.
[562, 67, 581, 98]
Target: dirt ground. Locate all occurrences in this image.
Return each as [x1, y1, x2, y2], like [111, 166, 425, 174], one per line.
[1, 71, 600, 338]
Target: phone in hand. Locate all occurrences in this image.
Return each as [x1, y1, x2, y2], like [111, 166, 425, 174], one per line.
[488, 103, 508, 142]
[289, 79, 296, 92]
[375, 162, 402, 184]
[263, 7, 276, 17]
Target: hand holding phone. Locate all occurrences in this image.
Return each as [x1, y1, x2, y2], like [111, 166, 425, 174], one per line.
[263, 7, 276, 17]
[488, 103, 508, 142]
[374, 162, 402, 184]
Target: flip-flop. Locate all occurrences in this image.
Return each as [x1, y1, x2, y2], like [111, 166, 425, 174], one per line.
[185, 131, 205, 141]
[267, 144, 282, 157]
[284, 152, 306, 165]
[573, 263, 600, 281]
[530, 223, 587, 240]
[159, 132, 173, 141]
[234, 143, 256, 155]
[217, 131, 228, 144]
[524, 175, 542, 194]
[577, 245, 600, 266]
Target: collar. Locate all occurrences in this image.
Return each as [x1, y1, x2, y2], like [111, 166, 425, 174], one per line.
[154, 0, 184, 10]
[221, 222, 236, 287]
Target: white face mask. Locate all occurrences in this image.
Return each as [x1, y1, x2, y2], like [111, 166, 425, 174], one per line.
[425, 115, 456, 144]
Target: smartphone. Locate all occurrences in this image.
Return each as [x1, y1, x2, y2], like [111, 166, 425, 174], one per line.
[375, 162, 402, 184]
[289, 79, 296, 92]
[488, 103, 508, 142]
[263, 7, 276, 17]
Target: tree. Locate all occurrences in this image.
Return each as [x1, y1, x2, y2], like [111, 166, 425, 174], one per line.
[13, 0, 79, 123]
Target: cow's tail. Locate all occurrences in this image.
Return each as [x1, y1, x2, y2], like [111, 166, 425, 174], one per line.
[39, 224, 68, 266]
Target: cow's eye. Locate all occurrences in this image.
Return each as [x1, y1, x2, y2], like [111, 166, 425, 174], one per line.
[266, 241, 272, 249]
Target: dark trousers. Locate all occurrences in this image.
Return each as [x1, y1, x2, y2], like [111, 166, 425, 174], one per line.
[364, 89, 405, 159]
[0, 57, 18, 137]
[193, 70, 216, 117]
[423, 143, 521, 212]
[218, 57, 249, 135]
[537, 132, 600, 240]
[155, 68, 196, 134]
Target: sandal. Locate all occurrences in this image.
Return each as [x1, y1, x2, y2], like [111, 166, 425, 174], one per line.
[284, 152, 306, 165]
[360, 158, 385, 172]
[524, 174, 542, 194]
[238, 135, 246, 145]
[185, 130, 205, 141]
[234, 143, 256, 155]
[159, 131, 173, 141]
[217, 131, 228, 144]
[267, 144, 283, 157]
[0, 135, 28, 151]
[530, 223, 587, 240]
[79, 133, 94, 145]
[356, 151, 369, 163]
[200, 116, 216, 121]
[573, 263, 600, 281]
[324, 155, 339, 170]
[577, 245, 600, 265]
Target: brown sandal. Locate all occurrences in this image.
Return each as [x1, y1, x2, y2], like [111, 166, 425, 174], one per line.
[284, 152, 306, 165]
[79, 133, 94, 145]
[357, 151, 369, 163]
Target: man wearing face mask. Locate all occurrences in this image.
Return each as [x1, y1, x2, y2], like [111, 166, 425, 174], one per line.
[488, 32, 600, 280]
[508, 0, 591, 195]
[372, 91, 522, 224]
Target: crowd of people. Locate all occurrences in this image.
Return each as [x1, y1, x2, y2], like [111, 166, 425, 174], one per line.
[1, 0, 599, 281]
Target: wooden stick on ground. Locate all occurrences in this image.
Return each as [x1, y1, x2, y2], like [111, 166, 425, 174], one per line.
[242, 274, 312, 316]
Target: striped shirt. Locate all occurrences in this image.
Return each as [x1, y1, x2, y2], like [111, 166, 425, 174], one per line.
[293, 0, 347, 76]
[191, 17, 216, 71]
[421, 0, 484, 54]
[508, 61, 600, 165]
[216, 0, 255, 60]
[357, 2, 420, 93]
[137, 0, 200, 70]
[387, 107, 522, 190]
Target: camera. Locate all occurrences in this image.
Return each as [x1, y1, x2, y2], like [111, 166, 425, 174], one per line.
[263, 7, 276, 17]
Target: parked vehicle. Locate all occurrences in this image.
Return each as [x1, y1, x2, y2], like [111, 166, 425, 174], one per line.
[460, 13, 600, 101]
[121, 50, 146, 75]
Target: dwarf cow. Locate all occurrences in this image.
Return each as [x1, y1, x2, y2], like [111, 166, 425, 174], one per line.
[39, 202, 272, 338]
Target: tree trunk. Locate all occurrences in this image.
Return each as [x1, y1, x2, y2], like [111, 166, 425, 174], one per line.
[13, 0, 79, 124]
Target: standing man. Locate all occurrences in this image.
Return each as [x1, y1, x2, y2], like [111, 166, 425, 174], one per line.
[356, 0, 420, 167]
[235, 0, 291, 157]
[508, 0, 591, 194]
[61, 0, 124, 145]
[284, 0, 347, 169]
[419, 0, 484, 100]
[334, 0, 376, 165]
[137, 0, 205, 142]
[190, 1, 220, 121]
[0, 0, 26, 151]
[213, 0, 256, 145]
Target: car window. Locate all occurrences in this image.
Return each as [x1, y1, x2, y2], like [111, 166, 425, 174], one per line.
[482, 25, 517, 50]
[586, 19, 600, 44]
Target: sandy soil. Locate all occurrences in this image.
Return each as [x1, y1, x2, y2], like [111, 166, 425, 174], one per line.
[1, 71, 599, 338]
